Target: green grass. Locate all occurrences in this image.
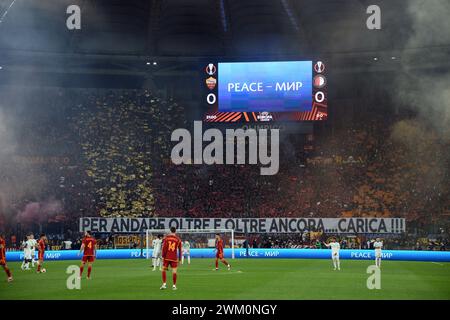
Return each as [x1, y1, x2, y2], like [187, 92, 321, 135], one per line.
[1, 259, 449, 300]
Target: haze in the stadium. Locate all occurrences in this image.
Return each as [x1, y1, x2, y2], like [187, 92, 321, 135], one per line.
[0, 0, 449, 315]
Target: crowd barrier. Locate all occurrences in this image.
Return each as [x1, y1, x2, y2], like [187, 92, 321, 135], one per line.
[5, 248, 450, 262]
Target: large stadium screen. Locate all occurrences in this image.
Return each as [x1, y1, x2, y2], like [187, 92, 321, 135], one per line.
[202, 60, 327, 123]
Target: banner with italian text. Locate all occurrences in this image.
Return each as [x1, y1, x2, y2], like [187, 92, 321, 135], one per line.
[79, 217, 406, 234]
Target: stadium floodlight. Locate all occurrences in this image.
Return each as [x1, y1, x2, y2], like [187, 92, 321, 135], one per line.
[145, 228, 235, 260]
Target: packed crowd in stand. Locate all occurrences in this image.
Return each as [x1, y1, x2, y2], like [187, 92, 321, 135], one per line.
[0, 87, 449, 249]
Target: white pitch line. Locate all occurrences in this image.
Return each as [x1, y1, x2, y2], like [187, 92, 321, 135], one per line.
[431, 262, 444, 266]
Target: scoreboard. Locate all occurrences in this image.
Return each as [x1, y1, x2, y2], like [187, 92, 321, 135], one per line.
[202, 60, 328, 123]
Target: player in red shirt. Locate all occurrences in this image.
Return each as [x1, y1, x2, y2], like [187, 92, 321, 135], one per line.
[36, 233, 47, 273]
[215, 234, 231, 271]
[0, 233, 13, 282]
[160, 227, 182, 290]
[78, 231, 96, 279]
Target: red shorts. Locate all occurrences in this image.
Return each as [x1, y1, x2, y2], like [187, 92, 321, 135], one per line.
[216, 252, 224, 259]
[38, 252, 45, 261]
[163, 259, 178, 269]
[82, 255, 95, 263]
[0, 257, 6, 266]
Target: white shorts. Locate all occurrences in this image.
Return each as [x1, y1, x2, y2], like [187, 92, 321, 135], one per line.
[331, 252, 339, 259]
[152, 251, 161, 259]
[375, 250, 382, 258]
[183, 250, 190, 256]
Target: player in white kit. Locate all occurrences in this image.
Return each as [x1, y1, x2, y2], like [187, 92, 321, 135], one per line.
[21, 235, 33, 270]
[181, 240, 191, 265]
[324, 237, 341, 270]
[29, 234, 37, 267]
[152, 234, 163, 271]
[374, 238, 383, 268]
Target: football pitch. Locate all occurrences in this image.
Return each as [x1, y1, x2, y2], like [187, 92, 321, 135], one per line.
[1, 259, 450, 300]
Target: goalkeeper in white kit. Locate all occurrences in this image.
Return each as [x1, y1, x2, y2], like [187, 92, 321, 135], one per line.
[152, 234, 163, 271]
[374, 238, 383, 268]
[181, 240, 191, 265]
[323, 237, 341, 270]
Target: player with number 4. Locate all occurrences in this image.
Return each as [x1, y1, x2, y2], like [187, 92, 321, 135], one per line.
[78, 231, 96, 280]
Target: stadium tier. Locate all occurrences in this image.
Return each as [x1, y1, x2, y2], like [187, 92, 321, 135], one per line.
[0, 0, 449, 305]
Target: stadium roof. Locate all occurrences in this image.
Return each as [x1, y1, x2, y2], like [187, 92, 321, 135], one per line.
[0, 0, 436, 56]
[0, 0, 449, 79]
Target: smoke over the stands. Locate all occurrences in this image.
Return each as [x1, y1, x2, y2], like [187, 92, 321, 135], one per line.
[0, 90, 53, 226]
[393, 0, 450, 139]
[16, 199, 63, 224]
[392, 0, 450, 140]
[388, 0, 450, 206]
[0, 0, 78, 226]
[0, 106, 19, 220]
